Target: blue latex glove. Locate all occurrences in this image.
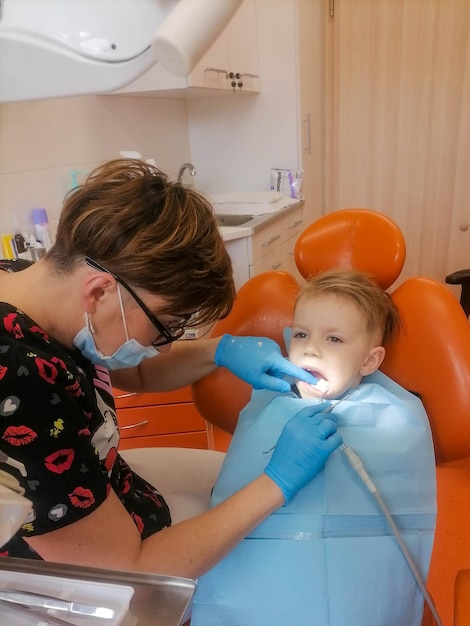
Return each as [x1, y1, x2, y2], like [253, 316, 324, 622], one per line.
[214, 334, 319, 393]
[264, 404, 343, 504]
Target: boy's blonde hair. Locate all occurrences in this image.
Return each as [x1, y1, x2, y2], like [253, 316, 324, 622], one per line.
[295, 269, 401, 345]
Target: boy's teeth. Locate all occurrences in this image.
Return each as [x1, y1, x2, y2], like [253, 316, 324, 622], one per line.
[315, 379, 329, 393]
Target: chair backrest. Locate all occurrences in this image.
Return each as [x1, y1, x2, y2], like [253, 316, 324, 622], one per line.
[193, 208, 470, 464]
[381, 277, 470, 463]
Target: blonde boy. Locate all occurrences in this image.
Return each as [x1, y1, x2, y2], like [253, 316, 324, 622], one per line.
[192, 269, 436, 626]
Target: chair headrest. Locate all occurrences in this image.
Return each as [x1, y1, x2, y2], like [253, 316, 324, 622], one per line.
[294, 209, 406, 290]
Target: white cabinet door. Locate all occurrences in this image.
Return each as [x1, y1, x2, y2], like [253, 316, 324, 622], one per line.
[111, 0, 259, 96]
[224, 237, 251, 290]
[226, 0, 260, 90]
[190, 0, 259, 92]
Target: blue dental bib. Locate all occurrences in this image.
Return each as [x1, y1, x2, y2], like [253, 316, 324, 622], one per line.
[191, 371, 437, 626]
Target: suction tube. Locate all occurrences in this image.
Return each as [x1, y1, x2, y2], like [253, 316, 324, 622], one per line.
[340, 443, 443, 626]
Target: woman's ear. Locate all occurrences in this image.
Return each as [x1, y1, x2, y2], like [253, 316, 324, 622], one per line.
[81, 271, 116, 313]
[359, 346, 385, 376]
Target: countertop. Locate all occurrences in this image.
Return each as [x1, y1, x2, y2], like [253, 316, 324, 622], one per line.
[218, 200, 304, 242]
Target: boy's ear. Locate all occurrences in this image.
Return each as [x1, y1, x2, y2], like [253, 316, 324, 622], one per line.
[360, 346, 385, 376]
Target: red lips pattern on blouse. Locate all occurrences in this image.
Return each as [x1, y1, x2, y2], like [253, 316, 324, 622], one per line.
[3, 424, 37, 446]
[44, 448, 75, 474]
[0, 287, 171, 557]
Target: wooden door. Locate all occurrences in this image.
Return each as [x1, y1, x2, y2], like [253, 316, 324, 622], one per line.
[296, 0, 327, 225]
[325, 0, 470, 287]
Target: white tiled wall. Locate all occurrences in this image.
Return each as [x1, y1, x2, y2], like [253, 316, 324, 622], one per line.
[0, 95, 191, 237]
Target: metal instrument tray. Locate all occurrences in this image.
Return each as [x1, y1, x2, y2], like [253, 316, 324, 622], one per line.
[0, 557, 195, 626]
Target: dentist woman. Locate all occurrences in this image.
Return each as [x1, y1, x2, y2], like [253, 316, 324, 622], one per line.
[0, 159, 341, 579]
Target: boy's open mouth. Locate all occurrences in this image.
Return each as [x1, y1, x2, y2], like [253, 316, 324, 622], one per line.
[302, 369, 329, 393]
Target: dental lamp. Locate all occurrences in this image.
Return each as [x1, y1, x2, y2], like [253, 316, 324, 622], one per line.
[0, 0, 243, 103]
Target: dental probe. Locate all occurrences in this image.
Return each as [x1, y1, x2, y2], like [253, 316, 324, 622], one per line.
[340, 442, 443, 626]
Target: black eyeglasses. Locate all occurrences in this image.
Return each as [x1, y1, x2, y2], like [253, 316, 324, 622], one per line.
[85, 257, 190, 347]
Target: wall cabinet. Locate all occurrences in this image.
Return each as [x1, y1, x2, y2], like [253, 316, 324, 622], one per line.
[114, 386, 209, 451]
[111, 0, 259, 97]
[189, 0, 259, 93]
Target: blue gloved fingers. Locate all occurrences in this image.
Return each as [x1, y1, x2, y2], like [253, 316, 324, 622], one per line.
[316, 417, 339, 440]
[253, 373, 292, 394]
[214, 334, 329, 393]
[271, 359, 319, 387]
[324, 431, 343, 452]
[264, 412, 343, 504]
[246, 362, 317, 393]
[215, 334, 302, 392]
[292, 402, 333, 421]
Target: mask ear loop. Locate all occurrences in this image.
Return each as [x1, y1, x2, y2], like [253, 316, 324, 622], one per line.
[116, 284, 130, 341]
[85, 313, 95, 335]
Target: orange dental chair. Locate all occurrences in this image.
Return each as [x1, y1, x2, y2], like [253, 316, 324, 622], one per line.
[192, 209, 470, 626]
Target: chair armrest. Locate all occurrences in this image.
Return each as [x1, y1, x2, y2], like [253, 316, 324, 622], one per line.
[445, 269, 470, 317]
[445, 269, 470, 285]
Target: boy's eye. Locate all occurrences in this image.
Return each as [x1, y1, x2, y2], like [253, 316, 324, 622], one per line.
[327, 336, 342, 343]
[293, 331, 307, 339]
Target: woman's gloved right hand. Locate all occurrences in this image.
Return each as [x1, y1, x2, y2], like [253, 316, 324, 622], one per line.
[264, 404, 343, 504]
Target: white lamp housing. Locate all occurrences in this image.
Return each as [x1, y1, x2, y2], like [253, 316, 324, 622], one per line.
[0, 0, 243, 102]
[152, 0, 243, 77]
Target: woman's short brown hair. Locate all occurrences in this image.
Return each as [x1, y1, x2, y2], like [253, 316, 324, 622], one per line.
[295, 268, 401, 345]
[47, 159, 235, 326]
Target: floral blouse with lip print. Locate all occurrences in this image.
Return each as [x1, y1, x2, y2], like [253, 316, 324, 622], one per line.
[0, 260, 170, 559]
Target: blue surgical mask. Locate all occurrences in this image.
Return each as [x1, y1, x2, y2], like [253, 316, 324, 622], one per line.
[72, 285, 160, 370]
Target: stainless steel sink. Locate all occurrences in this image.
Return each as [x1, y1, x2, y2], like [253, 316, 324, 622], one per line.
[215, 214, 254, 227]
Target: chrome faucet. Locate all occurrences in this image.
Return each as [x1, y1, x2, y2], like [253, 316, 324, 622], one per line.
[177, 162, 196, 183]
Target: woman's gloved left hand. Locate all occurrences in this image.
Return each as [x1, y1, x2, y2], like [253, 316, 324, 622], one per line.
[214, 334, 318, 393]
[265, 404, 342, 504]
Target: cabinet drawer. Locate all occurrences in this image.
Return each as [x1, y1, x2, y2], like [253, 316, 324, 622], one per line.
[251, 221, 284, 265]
[118, 431, 208, 450]
[249, 249, 285, 276]
[281, 207, 303, 240]
[113, 386, 193, 409]
[117, 403, 206, 439]
[250, 207, 304, 265]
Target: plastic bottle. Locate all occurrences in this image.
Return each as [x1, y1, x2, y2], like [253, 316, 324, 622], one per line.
[32, 208, 52, 250]
[29, 235, 46, 262]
